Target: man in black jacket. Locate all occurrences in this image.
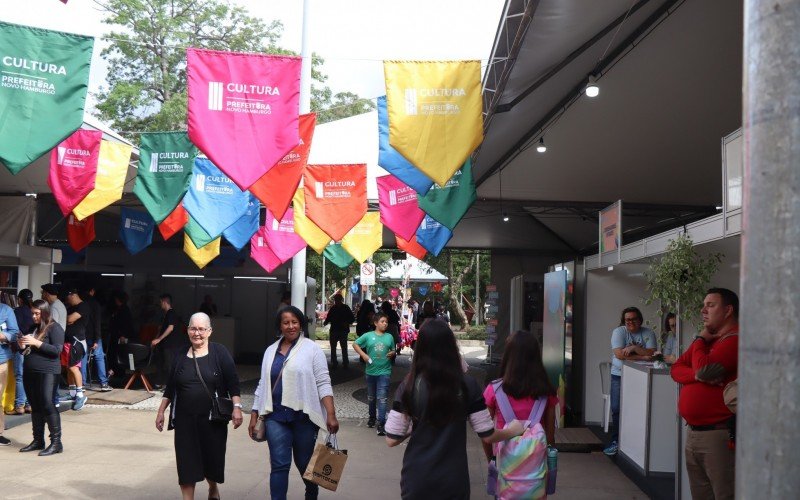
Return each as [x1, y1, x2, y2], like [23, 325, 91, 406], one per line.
[324, 294, 354, 369]
[81, 285, 111, 391]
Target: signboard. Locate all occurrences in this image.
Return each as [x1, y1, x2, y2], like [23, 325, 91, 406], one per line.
[484, 283, 499, 346]
[599, 200, 622, 262]
[543, 270, 567, 428]
[360, 262, 376, 286]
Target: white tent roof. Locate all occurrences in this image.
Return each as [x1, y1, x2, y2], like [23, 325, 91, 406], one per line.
[379, 256, 447, 282]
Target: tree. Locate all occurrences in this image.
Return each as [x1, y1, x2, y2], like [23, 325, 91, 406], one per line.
[314, 91, 376, 124]
[422, 250, 490, 329]
[306, 251, 392, 305]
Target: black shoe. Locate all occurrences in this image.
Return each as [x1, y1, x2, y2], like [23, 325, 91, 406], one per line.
[376, 423, 386, 436]
[20, 413, 45, 452]
[0, 436, 10, 446]
[19, 440, 45, 452]
[367, 417, 376, 428]
[39, 412, 63, 456]
[38, 441, 63, 456]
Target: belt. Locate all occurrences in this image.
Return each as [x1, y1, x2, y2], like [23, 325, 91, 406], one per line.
[689, 423, 729, 431]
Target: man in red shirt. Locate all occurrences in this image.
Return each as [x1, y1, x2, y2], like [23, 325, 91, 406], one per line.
[671, 288, 739, 500]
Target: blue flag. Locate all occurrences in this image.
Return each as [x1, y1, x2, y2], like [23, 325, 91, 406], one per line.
[183, 157, 250, 238]
[119, 207, 154, 255]
[418, 285, 429, 296]
[416, 215, 452, 257]
[377, 96, 434, 194]
[222, 194, 260, 251]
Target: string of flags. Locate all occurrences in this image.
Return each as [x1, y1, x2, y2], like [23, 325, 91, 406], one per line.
[0, 21, 481, 270]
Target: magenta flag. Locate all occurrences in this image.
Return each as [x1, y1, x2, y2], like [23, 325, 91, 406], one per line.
[377, 174, 425, 240]
[187, 48, 301, 190]
[250, 227, 283, 273]
[48, 129, 101, 216]
[265, 207, 306, 263]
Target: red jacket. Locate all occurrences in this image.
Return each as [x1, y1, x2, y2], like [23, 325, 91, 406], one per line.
[671, 333, 738, 426]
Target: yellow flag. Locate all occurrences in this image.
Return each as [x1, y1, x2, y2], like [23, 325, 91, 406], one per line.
[341, 212, 382, 264]
[183, 233, 220, 269]
[292, 188, 331, 254]
[384, 61, 483, 186]
[73, 141, 133, 221]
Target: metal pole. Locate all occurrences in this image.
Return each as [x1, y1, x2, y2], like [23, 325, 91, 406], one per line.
[290, 0, 312, 310]
[739, 1, 800, 497]
[27, 193, 38, 246]
[675, 301, 682, 500]
[321, 253, 326, 308]
[475, 252, 480, 326]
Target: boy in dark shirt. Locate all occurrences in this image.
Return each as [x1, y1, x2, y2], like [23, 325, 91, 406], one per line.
[65, 288, 90, 410]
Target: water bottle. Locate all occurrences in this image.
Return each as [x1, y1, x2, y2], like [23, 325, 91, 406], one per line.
[486, 458, 498, 496]
[546, 446, 558, 495]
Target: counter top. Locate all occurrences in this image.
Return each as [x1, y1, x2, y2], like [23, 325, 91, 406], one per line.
[623, 360, 671, 375]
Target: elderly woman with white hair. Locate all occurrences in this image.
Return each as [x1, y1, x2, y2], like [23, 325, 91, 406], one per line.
[155, 312, 243, 500]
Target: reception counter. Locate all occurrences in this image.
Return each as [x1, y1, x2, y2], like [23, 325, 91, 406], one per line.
[619, 360, 678, 476]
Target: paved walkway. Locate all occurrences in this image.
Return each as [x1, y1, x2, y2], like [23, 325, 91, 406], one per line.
[1, 342, 647, 499]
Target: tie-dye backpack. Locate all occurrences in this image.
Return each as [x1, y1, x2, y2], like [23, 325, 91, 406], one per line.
[492, 382, 548, 499]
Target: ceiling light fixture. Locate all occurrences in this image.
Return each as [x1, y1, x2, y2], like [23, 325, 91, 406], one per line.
[585, 75, 600, 98]
[536, 137, 547, 153]
[503, 212, 510, 222]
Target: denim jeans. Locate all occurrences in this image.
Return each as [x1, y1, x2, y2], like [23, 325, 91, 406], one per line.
[80, 338, 109, 386]
[265, 417, 320, 500]
[366, 374, 390, 424]
[13, 350, 27, 406]
[610, 374, 621, 443]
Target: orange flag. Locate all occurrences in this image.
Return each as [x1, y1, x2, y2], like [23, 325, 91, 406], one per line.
[249, 113, 316, 220]
[158, 204, 188, 241]
[304, 164, 367, 241]
[396, 234, 427, 260]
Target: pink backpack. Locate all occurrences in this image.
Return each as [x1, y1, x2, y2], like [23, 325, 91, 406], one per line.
[492, 382, 548, 499]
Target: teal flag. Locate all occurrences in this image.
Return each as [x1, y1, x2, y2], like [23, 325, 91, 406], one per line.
[0, 21, 94, 174]
[184, 214, 216, 249]
[323, 243, 354, 269]
[417, 159, 476, 230]
[134, 132, 197, 223]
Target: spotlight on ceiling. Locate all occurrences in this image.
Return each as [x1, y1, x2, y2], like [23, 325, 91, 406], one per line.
[502, 212, 510, 222]
[536, 137, 547, 153]
[585, 75, 600, 98]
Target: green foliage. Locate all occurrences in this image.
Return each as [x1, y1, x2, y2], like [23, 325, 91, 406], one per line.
[313, 91, 376, 124]
[422, 250, 490, 327]
[643, 233, 723, 329]
[307, 250, 393, 304]
[460, 324, 487, 340]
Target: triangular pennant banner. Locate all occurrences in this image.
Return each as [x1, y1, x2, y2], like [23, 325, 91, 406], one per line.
[158, 204, 188, 241]
[264, 207, 306, 262]
[133, 132, 197, 223]
[72, 141, 133, 221]
[304, 164, 367, 241]
[183, 157, 250, 238]
[417, 159, 476, 230]
[415, 215, 452, 257]
[187, 48, 301, 190]
[222, 194, 260, 251]
[418, 285, 429, 296]
[184, 214, 216, 250]
[66, 214, 94, 252]
[249, 113, 316, 220]
[340, 212, 383, 264]
[292, 188, 331, 254]
[377, 174, 425, 240]
[183, 233, 220, 269]
[250, 227, 283, 273]
[0, 21, 94, 174]
[384, 61, 483, 186]
[48, 129, 101, 216]
[323, 243, 355, 269]
[395, 234, 427, 260]
[119, 207, 154, 255]
[376, 96, 433, 194]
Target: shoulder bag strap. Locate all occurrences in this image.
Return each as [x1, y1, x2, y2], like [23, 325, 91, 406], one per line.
[191, 348, 216, 403]
[493, 383, 518, 426]
[527, 397, 548, 428]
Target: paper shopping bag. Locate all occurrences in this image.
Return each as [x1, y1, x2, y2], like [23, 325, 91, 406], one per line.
[302, 434, 348, 491]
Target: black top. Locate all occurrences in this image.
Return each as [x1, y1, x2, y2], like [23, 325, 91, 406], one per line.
[84, 296, 103, 345]
[324, 304, 355, 334]
[174, 354, 215, 415]
[66, 301, 91, 342]
[23, 323, 65, 374]
[393, 374, 490, 500]
[164, 343, 240, 423]
[160, 308, 186, 350]
[109, 304, 136, 342]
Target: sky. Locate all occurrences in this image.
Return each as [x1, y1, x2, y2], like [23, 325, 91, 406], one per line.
[1, 0, 505, 115]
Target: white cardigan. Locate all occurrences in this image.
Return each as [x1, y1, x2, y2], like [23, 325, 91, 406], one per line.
[252, 337, 333, 430]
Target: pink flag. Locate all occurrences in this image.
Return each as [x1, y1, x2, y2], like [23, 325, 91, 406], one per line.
[187, 48, 301, 190]
[48, 129, 101, 216]
[264, 208, 306, 262]
[377, 174, 425, 240]
[250, 226, 283, 273]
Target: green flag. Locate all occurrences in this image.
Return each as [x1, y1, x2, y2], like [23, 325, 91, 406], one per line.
[134, 132, 197, 223]
[417, 159, 476, 230]
[323, 243, 354, 269]
[185, 214, 216, 249]
[0, 21, 94, 174]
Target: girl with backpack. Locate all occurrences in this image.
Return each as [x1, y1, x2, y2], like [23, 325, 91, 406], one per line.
[384, 319, 524, 500]
[483, 330, 557, 499]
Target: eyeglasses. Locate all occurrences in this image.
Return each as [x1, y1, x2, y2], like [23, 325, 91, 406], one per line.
[624, 318, 641, 324]
[188, 327, 210, 333]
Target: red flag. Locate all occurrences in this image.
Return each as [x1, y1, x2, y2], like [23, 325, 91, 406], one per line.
[187, 48, 301, 190]
[158, 204, 188, 241]
[396, 234, 427, 260]
[304, 164, 367, 241]
[250, 113, 316, 220]
[48, 130, 101, 216]
[66, 214, 94, 252]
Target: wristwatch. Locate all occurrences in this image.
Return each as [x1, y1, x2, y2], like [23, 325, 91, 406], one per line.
[233, 403, 243, 409]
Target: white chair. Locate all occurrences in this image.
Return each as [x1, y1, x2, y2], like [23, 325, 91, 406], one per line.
[599, 361, 612, 433]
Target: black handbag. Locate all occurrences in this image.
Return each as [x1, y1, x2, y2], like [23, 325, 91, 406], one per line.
[192, 348, 233, 423]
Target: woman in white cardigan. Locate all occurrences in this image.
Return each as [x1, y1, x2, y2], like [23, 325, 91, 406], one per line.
[248, 305, 339, 500]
